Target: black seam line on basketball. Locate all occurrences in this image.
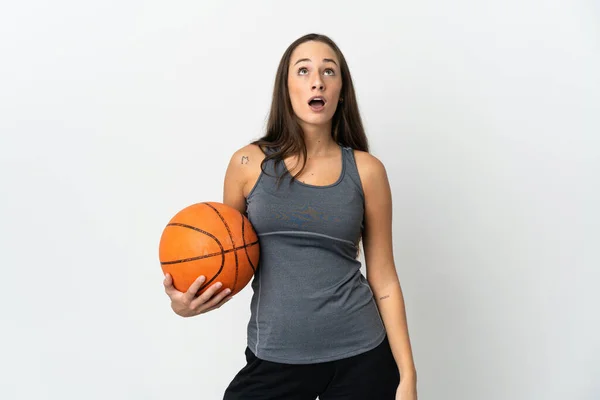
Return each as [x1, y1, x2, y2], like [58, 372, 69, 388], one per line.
[164, 222, 225, 289]
[160, 240, 259, 265]
[241, 217, 257, 273]
[203, 203, 239, 294]
[242, 217, 255, 273]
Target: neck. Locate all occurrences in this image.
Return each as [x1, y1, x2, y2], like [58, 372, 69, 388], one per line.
[299, 122, 337, 157]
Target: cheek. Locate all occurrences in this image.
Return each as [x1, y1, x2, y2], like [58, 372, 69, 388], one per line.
[333, 82, 343, 97]
[288, 82, 301, 100]
[288, 87, 304, 111]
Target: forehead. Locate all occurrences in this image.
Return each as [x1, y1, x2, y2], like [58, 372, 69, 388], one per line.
[289, 41, 339, 65]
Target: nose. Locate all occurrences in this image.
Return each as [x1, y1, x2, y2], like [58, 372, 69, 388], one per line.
[312, 75, 324, 91]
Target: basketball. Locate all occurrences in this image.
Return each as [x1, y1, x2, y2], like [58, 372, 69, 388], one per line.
[159, 202, 260, 297]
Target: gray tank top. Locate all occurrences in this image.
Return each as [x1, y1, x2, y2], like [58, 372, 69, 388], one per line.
[244, 145, 386, 364]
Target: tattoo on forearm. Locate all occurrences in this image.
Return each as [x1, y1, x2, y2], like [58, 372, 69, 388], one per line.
[379, 295, 390, 300]
[241, 156, 249, 164]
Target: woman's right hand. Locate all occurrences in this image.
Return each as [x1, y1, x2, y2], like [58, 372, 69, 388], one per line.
[163, 273, 233, 317]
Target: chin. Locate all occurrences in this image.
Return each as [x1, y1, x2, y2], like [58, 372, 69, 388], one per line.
[300, 114, 334, 126]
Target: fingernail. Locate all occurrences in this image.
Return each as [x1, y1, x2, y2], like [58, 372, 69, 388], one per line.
[216, 282, 223, 288]
[199, 276, 206, 282]
[224, 289, 231, 295]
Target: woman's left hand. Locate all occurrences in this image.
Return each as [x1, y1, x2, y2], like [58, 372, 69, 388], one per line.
[396, 378, 417, 400]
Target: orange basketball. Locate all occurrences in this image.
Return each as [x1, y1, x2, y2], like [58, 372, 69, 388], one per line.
[159, 202, 260, 297]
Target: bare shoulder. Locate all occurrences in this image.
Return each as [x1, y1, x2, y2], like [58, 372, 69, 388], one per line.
[229, 143, 266, 169]
[225, 144, 267, 200]
[352, 150, 387, 181]
[352, 150, 391, 205]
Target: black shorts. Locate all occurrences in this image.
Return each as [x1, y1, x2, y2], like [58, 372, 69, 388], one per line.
[223, 336, 400, 400]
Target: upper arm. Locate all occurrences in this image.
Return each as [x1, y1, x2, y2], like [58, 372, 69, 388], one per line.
[223, 148, 249, 215]
[355, 151, 399, 290]
[222, 144, 264, 215]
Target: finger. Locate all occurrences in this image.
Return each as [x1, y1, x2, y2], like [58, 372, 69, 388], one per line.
[163, 273, 178, 297]
[202, 293, 233, 313]
[190, 282, 225, 308]
[192, 281, 224, 305]
[184, 275, 207, 301]
[203, 297, 232, 313]
[192, 284, 230, 309]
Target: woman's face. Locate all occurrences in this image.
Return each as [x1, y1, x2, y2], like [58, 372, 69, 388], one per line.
[287, 41, 342, 129]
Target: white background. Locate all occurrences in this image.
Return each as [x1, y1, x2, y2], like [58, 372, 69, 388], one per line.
[1, 0, 599, 399]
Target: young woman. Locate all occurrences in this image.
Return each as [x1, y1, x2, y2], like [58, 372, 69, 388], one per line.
[163, 33, 418, 400]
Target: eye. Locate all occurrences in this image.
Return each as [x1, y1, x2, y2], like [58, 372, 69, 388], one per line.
[297, 67, 336, 76]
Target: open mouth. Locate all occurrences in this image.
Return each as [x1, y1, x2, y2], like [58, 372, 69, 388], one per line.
[308, 97, 326, 111]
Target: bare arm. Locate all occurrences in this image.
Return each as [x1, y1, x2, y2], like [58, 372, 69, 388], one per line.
[223, 149, 250, 215]
[162, 146, 258, 317]
[356, 151, 417, 384]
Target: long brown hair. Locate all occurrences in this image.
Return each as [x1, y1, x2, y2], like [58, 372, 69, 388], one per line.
[252, 33, 369, 183]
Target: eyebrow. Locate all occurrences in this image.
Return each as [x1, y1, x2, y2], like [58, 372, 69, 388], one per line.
[293, 58, 338, 66]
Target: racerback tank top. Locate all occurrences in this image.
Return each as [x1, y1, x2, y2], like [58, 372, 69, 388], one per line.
[244, 144, 386, 364]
